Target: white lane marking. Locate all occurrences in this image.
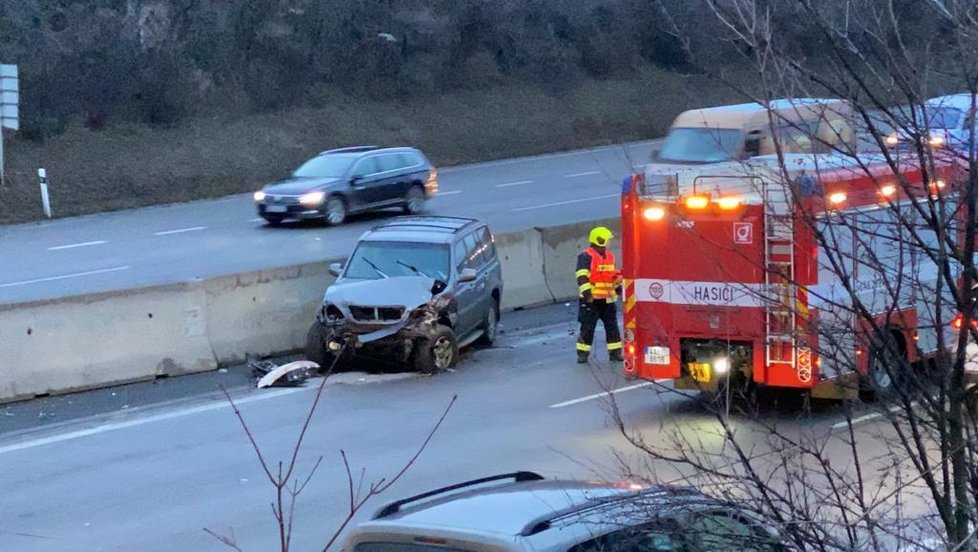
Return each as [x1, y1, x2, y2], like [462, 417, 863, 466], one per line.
[565, 171, 602, 178]
[250, 217, 265, 223]
[512, 194, 620, 212]
[0, 387, 308, 455]
[0, 266, 131, 289]
[437, 191, 463, 196]
[496, 180, 534, 188]
[47, 240, 107, 251]
[549, 381, 659, 408]
[831, 402, 917, 430]
[153, 226, 208, 236]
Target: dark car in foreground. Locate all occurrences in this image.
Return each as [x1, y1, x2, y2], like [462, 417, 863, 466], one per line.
[306, 216, 502, 373]
[342, 471, 789, 552]
[254, 146, 438, 226]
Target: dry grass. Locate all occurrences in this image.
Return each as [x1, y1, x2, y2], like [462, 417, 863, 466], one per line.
[0, 67, 743, 224]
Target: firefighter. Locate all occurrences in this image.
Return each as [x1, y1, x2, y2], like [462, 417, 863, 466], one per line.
[576, 226, 623, 364]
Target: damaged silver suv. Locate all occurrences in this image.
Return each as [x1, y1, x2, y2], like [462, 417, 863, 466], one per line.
[306, 216, 503, 373]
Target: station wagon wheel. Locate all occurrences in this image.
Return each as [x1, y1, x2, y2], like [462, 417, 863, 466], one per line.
[403, 185, 426, 214]
[326, 196, 347, 226]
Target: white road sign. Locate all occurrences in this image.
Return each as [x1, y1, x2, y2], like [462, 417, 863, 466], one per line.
[1, 64, 18, 130]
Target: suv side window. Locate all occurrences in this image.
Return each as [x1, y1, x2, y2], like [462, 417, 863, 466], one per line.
[453, 239, 468, 273]
[376, 154, 402, 173]
[475, 226, 496, 264]
[686, 512, 780, 551]
[352, 157, 380, 178]
[567, 520, 684, 552]
[462, 232, 483, 271]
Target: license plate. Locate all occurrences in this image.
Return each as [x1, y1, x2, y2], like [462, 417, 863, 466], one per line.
[266, 205, 287, 213]
[644, 346, 670, 365]
[688, 362, 711, 383]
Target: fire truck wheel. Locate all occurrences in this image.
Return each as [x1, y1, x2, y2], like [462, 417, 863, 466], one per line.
[863, 330, 905, 401]
[413, 325, 458, 374]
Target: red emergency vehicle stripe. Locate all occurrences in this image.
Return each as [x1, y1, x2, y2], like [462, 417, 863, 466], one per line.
[624, 279, 636, 328]
[796, 287, 809, 320]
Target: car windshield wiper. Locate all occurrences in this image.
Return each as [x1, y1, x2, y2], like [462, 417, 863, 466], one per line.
[361, 258, 389, 279]
[396, 260, 431, 278]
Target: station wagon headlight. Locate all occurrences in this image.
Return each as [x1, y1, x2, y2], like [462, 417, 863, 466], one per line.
[300, 191, 326, 207]
[253, 191, 266, 202]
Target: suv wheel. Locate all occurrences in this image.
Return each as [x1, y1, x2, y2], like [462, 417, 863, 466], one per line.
[325, 196, 347, 226]
[413, 325, 458, 374]
[477, 298, 499, 346]
[403, 185, 426, 214]
[305, 322, 343, 373]
[263, 215, 284, 226]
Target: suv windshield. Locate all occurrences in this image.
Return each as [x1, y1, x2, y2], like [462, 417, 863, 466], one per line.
[895, 105, 963, 130]
[345, 241, 450, 282]
[659, 128, 743, 163]
[293, 154, 356, 178]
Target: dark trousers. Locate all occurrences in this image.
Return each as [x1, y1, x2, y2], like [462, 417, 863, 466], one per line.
[577, 299, 622, 353]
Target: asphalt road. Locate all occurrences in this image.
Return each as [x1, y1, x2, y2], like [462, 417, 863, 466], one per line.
[0, 304, 883, 552]
[0, 141, 654, 304]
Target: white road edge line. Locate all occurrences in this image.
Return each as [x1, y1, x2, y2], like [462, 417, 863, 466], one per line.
[550, 381, 659, 409]
[512, 194, 620, 212]
[830, 401, 916, 430]
[496, 180, 533, 188]
[0, 266, 131, 289]
[0, 387, 308, 455]
[154, 226, 208, 236]
[565, 170, 602, 178]
[437, 190, 463, 196]
[250, 217, 265, 223]
[47, 240, 107, 251]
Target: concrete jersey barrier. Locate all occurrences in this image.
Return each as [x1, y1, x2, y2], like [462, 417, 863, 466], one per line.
[0, 216, 618, 402]
[0, 282, 217, 402]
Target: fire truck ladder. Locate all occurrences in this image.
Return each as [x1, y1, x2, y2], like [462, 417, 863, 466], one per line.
[763, 186, 797, 369]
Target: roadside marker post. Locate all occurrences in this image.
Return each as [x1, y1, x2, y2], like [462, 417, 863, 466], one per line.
[39, 168, 51, 218]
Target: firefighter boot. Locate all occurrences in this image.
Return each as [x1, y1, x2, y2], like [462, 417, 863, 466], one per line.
[577, 351, 589, 364]
[609, 349, 624, 362]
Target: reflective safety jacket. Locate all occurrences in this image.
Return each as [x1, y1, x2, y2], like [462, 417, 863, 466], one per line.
[576, 247, 621, 300]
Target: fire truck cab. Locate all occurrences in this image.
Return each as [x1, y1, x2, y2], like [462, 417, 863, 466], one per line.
[620, 152, 965, 400]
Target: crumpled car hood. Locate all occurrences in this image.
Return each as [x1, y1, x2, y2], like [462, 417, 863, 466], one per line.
[324, 276, 436, 309]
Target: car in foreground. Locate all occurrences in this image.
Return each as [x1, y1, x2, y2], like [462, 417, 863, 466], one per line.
[253, 146, 438, 226]
[342, 471, 788, 552]
[306, 216, 502, 373]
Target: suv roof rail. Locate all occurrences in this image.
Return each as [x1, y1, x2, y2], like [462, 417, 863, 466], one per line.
[320, 145, 380, 155]
[517, 485, 699, 537]
[375, 216, 477, 233]
[373, 472, 544, 519]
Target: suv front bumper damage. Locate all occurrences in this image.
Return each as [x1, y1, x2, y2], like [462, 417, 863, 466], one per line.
[316, 300, 450, 364]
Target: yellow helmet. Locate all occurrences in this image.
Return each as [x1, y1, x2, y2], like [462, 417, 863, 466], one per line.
[589, 226, 614, 246]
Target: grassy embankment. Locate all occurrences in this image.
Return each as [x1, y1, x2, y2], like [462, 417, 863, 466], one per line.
[0, 68, 743, 224]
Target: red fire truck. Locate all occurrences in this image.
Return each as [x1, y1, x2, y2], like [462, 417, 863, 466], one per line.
[620, 153, 965, 400]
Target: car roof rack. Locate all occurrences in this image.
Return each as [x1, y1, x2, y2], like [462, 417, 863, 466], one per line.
[518, 485, 701, 537]
[373, 471, 544, 519]
[320, 145, 380, 155]
[375, 216, 477, 233]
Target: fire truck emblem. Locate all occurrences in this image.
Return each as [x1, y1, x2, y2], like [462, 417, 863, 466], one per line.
[733, 222, 753, 244]
[648, 282, 664, 299]
[797, 347, 813, 383]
